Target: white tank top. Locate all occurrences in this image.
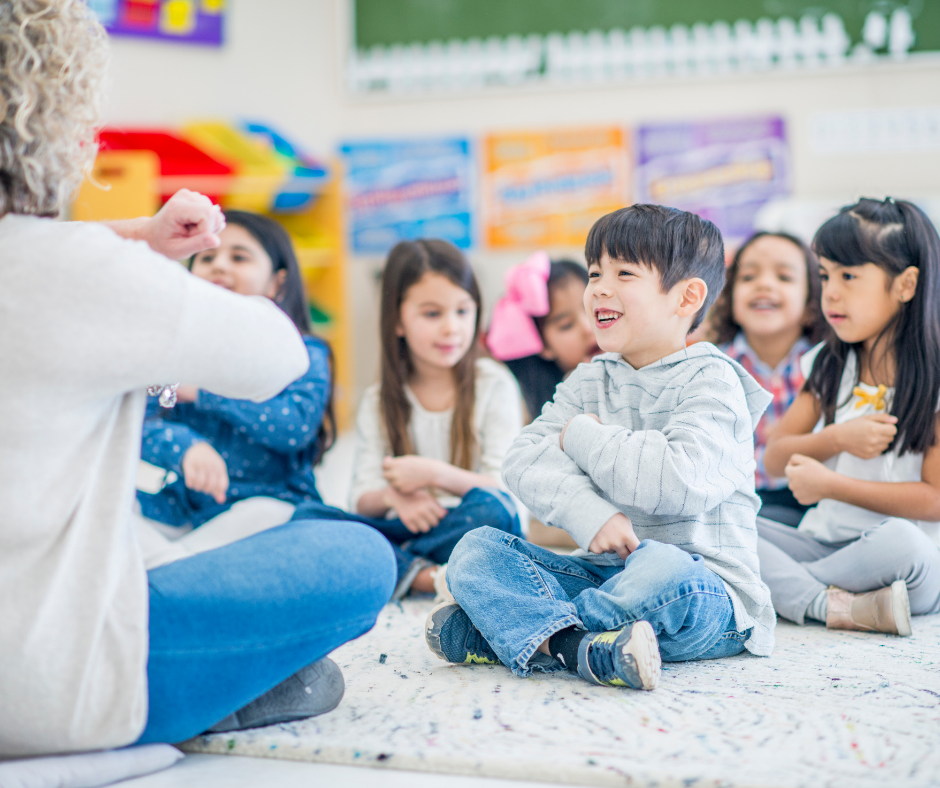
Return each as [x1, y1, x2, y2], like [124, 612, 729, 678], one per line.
[797, 345, 940, 546]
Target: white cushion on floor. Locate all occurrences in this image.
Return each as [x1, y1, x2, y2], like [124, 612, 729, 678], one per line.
[0, 743, 182, 788]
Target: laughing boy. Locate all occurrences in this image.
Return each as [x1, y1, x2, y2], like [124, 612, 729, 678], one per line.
[426, 204, 775, 690]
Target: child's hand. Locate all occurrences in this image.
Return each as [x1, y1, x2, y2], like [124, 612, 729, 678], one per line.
[386, 488, 448, 534]
[559, 412, 601, 451]
[142, 189, 225, 260]
[182, 441, 229, 504]
[785, 454, 835, 505]
[382, 455, 439, 494]
[588, 513, 639, 560]
[833, 414, 898, 459]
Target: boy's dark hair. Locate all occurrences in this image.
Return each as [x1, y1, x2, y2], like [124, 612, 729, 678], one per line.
[585, 204, 725, 332]
[507, 259, 589, 420]
[807, 197, 940, 456]
[709, 231, 827, 346]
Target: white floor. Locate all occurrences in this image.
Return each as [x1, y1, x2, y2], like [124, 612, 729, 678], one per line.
[120, 754, 591, 788]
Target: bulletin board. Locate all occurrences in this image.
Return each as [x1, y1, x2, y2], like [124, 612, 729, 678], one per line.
[353, 0, 940, 54]
[88, 0, 225, 46]
[482, 127, 630, 249]
[340, 137, 475, 254]
[634, 116, 790, 247]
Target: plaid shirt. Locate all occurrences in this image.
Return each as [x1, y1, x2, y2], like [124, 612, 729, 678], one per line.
[720, 333, 811, 491]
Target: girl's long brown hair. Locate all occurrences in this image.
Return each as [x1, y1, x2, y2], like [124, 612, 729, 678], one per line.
[379, 239, 482, 470]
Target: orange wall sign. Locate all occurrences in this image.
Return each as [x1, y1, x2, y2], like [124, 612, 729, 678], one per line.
[482, 127, 631, 249]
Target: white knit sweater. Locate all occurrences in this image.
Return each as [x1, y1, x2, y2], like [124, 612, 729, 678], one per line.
[0, 215, 309, 756]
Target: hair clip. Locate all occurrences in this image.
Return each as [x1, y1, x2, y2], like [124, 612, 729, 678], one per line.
[885, 196, 896, 204]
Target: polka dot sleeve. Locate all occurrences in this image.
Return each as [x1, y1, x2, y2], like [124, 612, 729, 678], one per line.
[188, 336, 331, 455]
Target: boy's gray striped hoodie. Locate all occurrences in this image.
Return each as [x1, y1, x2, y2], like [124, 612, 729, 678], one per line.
[502, 342, 776, 656]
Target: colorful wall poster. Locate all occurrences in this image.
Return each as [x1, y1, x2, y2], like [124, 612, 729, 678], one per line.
[482, 127, 630, 249]
[340, 137, 475, 254]
[634, 116, 790, 247]
[88, 0, 224, 46]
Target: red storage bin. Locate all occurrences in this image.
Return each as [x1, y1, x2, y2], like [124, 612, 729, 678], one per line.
[98, 129, 234, 204]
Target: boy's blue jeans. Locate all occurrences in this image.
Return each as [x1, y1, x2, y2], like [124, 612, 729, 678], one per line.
[138, 520, 395, 744]
[293, 487, 522, 581]
[447, 527, 749, 677]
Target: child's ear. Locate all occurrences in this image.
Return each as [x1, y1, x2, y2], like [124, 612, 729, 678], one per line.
[266, 269, 289, 301]
[538, 346, 556, 361]
[676, 278, 708, 320]
[895, 266, 919, 303]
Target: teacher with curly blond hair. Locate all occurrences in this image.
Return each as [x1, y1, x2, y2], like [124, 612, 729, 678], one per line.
[0, 0, 394, 757]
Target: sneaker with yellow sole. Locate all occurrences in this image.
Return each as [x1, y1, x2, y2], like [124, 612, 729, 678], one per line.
[425, 601, 500, 665]
[577, 621, 661, 691]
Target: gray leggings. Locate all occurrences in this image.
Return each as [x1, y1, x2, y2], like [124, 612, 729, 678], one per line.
[757, 517, 940, 624]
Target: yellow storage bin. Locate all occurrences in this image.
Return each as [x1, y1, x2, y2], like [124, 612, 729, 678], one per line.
[70, 150, 160, 222]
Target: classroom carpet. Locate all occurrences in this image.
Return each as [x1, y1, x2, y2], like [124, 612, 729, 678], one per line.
[182, 600, 940, 788]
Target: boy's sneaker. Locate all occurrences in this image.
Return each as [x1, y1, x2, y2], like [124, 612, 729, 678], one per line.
[425, 601, 499, 665]
[577, 621, 661, 691]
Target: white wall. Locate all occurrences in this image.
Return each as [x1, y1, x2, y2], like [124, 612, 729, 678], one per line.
[104, 0, 940, 402]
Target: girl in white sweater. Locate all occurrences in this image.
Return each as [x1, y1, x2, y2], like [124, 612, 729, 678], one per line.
[295, 239, 523, 600]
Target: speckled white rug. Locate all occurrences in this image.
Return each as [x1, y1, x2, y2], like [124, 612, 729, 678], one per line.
[182, 600, 940, 788]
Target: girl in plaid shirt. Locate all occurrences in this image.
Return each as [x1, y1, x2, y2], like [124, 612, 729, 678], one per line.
[711, 232, 827, 525]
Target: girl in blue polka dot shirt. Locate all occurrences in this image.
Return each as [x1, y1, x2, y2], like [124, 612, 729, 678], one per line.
[138, 211, 335, 530]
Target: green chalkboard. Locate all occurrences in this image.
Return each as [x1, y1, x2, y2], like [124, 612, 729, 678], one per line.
[355, 0, 940, 54]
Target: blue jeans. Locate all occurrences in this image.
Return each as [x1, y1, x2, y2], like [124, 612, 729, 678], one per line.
[447, 528, 747, 677]
[292, 487, 522, 581]
[137, 520, 396, 744]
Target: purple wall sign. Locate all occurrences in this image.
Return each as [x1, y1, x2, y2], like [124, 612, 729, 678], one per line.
[88, 0, 224, 47]
[635, 116, 790, 247]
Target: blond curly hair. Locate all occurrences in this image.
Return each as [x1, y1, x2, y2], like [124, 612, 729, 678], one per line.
[0, 0, 109, 218]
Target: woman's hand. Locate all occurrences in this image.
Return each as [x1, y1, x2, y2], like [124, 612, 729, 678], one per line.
[385, 487, 448, 534]
[141, 190, 225, 260]
[588, 512, 639, 560]
[181, 441, 229, 504]
[560, 412, 601, 451]
[785, 454, 836, 505]
[831, 414, 898, 459]
[382, 455, 441, 494]
[175, 385, 199, 404]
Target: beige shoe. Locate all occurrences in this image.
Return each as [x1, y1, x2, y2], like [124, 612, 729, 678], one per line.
[826, 580, 912, 636]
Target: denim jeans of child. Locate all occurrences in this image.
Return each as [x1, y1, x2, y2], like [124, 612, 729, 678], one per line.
[137, 520, 396, 744]
[292, 487, 522, 581]
[447, 527, 748, 677]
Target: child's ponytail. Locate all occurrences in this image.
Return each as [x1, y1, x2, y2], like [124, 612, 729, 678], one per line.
[808, 198, 940, 456]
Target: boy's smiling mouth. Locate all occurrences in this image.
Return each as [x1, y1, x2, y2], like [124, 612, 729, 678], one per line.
[594, 308, 622, 328]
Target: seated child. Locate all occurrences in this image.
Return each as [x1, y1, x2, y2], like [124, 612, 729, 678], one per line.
[759, 198, 940, 636]
[426, 205, 775, 691]
[294, 238, 523, 601]
[137, 211, 334, 547]
[710, 232, 828, 525]
[487, 252, 599, 420]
